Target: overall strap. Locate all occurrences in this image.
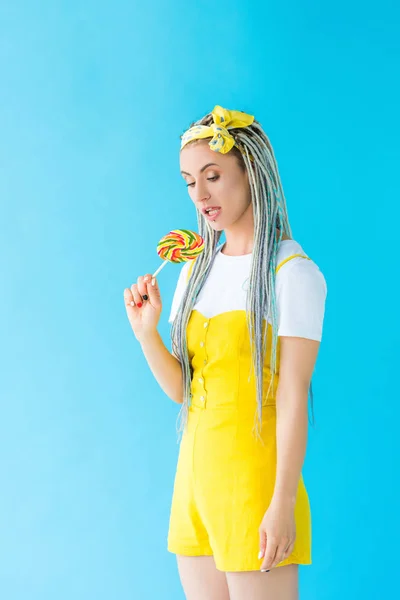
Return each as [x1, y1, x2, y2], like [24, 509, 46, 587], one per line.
[276, 253, 311, 273]
[186, 253, 311, 283]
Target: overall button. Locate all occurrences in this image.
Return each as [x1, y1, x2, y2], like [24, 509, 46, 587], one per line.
[203, 322, 208, 328]
[203, 359, 207, 365]
[198, 377, 204, 384]
[200, 396, 205, 402]
[200, 341, 204, 347]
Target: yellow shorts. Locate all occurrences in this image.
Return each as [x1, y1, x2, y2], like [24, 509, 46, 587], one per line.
[167, 400, 312, 572]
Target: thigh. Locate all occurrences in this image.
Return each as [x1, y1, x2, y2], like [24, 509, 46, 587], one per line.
[176, 555, 230, 600]
[226, 564, 299, 600]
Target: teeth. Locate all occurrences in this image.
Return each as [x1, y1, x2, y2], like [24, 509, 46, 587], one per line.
[207, 208, 219, 215]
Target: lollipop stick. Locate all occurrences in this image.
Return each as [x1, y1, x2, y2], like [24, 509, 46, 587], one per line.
[152, 261, 168, 278]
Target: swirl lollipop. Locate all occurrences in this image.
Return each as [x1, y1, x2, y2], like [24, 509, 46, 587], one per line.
[153, 229, 204, 278]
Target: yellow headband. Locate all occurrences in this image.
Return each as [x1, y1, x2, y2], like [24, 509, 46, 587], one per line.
[180, 105, 255, 156]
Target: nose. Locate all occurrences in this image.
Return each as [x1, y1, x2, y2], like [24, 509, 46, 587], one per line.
[193, 180, 211, 206]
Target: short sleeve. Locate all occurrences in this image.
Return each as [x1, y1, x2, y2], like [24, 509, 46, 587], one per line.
[168, 262, 190, 324]
[276, 258, 327, 341]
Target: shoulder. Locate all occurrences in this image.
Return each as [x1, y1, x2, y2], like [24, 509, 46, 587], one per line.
[274, 239, 327, 341]
[275, 239, 327, 295]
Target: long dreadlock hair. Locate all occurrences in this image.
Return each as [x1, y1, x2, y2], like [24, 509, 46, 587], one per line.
[171, 109, 315, 443]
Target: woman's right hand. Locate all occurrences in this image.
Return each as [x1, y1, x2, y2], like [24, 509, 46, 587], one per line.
[123, 273, 162, 342]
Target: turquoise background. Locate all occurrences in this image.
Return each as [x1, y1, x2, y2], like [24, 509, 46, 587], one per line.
[1, 1, 398, 598]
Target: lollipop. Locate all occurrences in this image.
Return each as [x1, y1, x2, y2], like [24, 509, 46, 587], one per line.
[152, 229, 204, 278]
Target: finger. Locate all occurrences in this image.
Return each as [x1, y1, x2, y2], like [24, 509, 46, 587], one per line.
[130, 283, 144, 307]
[141, 273, 155, 301]
[283, 542, 294, 560]
[145, 275, 160, 306]
[261, 537, 278, 572]
[270, 541, 288, 569]
[124, 288, 139, 322]
[123, 288, 135, 308]
[137, 274, 151, 299]
[258, 528, 267, 561]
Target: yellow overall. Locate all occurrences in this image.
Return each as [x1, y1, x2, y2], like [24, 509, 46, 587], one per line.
[167, 253, 312, 572]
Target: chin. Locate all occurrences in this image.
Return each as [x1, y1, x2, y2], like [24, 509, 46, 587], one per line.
[207, 222, 224, 232]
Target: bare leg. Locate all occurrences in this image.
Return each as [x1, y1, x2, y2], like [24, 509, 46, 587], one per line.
[226, 564, 299, 600]
[176, 555, 231, 600]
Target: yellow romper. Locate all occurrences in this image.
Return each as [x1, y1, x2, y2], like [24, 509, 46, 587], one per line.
[167, 246, 320, 572]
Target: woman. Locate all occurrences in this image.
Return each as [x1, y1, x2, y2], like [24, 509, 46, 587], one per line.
[124, 105, 327, 600]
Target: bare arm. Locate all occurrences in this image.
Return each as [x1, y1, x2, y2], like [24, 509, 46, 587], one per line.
[258, 336, 321, 571]
[273, 336, 321, 503]
[123, 272, 184, 405]
[139, 330, 184, 404]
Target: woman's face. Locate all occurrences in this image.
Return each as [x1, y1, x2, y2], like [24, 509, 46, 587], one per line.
[180, 140, 252, 231]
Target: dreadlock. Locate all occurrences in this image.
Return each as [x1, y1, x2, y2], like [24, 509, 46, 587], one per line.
[171, 110, 315, 443]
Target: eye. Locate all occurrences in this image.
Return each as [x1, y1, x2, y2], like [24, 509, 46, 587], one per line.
[186, 176, 219, 188]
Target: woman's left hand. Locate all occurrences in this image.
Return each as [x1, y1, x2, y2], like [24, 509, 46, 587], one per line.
[258, 495, 296, 571]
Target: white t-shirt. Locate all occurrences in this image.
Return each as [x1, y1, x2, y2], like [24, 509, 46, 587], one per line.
[168, 239, 327, 342]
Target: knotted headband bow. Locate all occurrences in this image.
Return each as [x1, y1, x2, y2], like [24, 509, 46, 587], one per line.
[180, 105, 255, 157]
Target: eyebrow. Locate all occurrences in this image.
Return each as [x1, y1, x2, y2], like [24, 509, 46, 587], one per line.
[180, 162, 220, 176]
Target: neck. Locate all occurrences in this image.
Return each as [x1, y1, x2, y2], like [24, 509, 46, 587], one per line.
[221, 229, 291, 256]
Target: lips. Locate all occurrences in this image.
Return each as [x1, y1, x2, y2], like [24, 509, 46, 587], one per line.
[202, 206, 221, 215]
[204, 207, 222, 220]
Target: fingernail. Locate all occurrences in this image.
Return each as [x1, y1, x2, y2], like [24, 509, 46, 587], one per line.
[258, 551, 263, 559]
[144, 276, 149, 282]
[151, 278, 155, 286]
[137, 302, 142, 308]
[261, 569, 270, 573]
[130, 301, 135, 306]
